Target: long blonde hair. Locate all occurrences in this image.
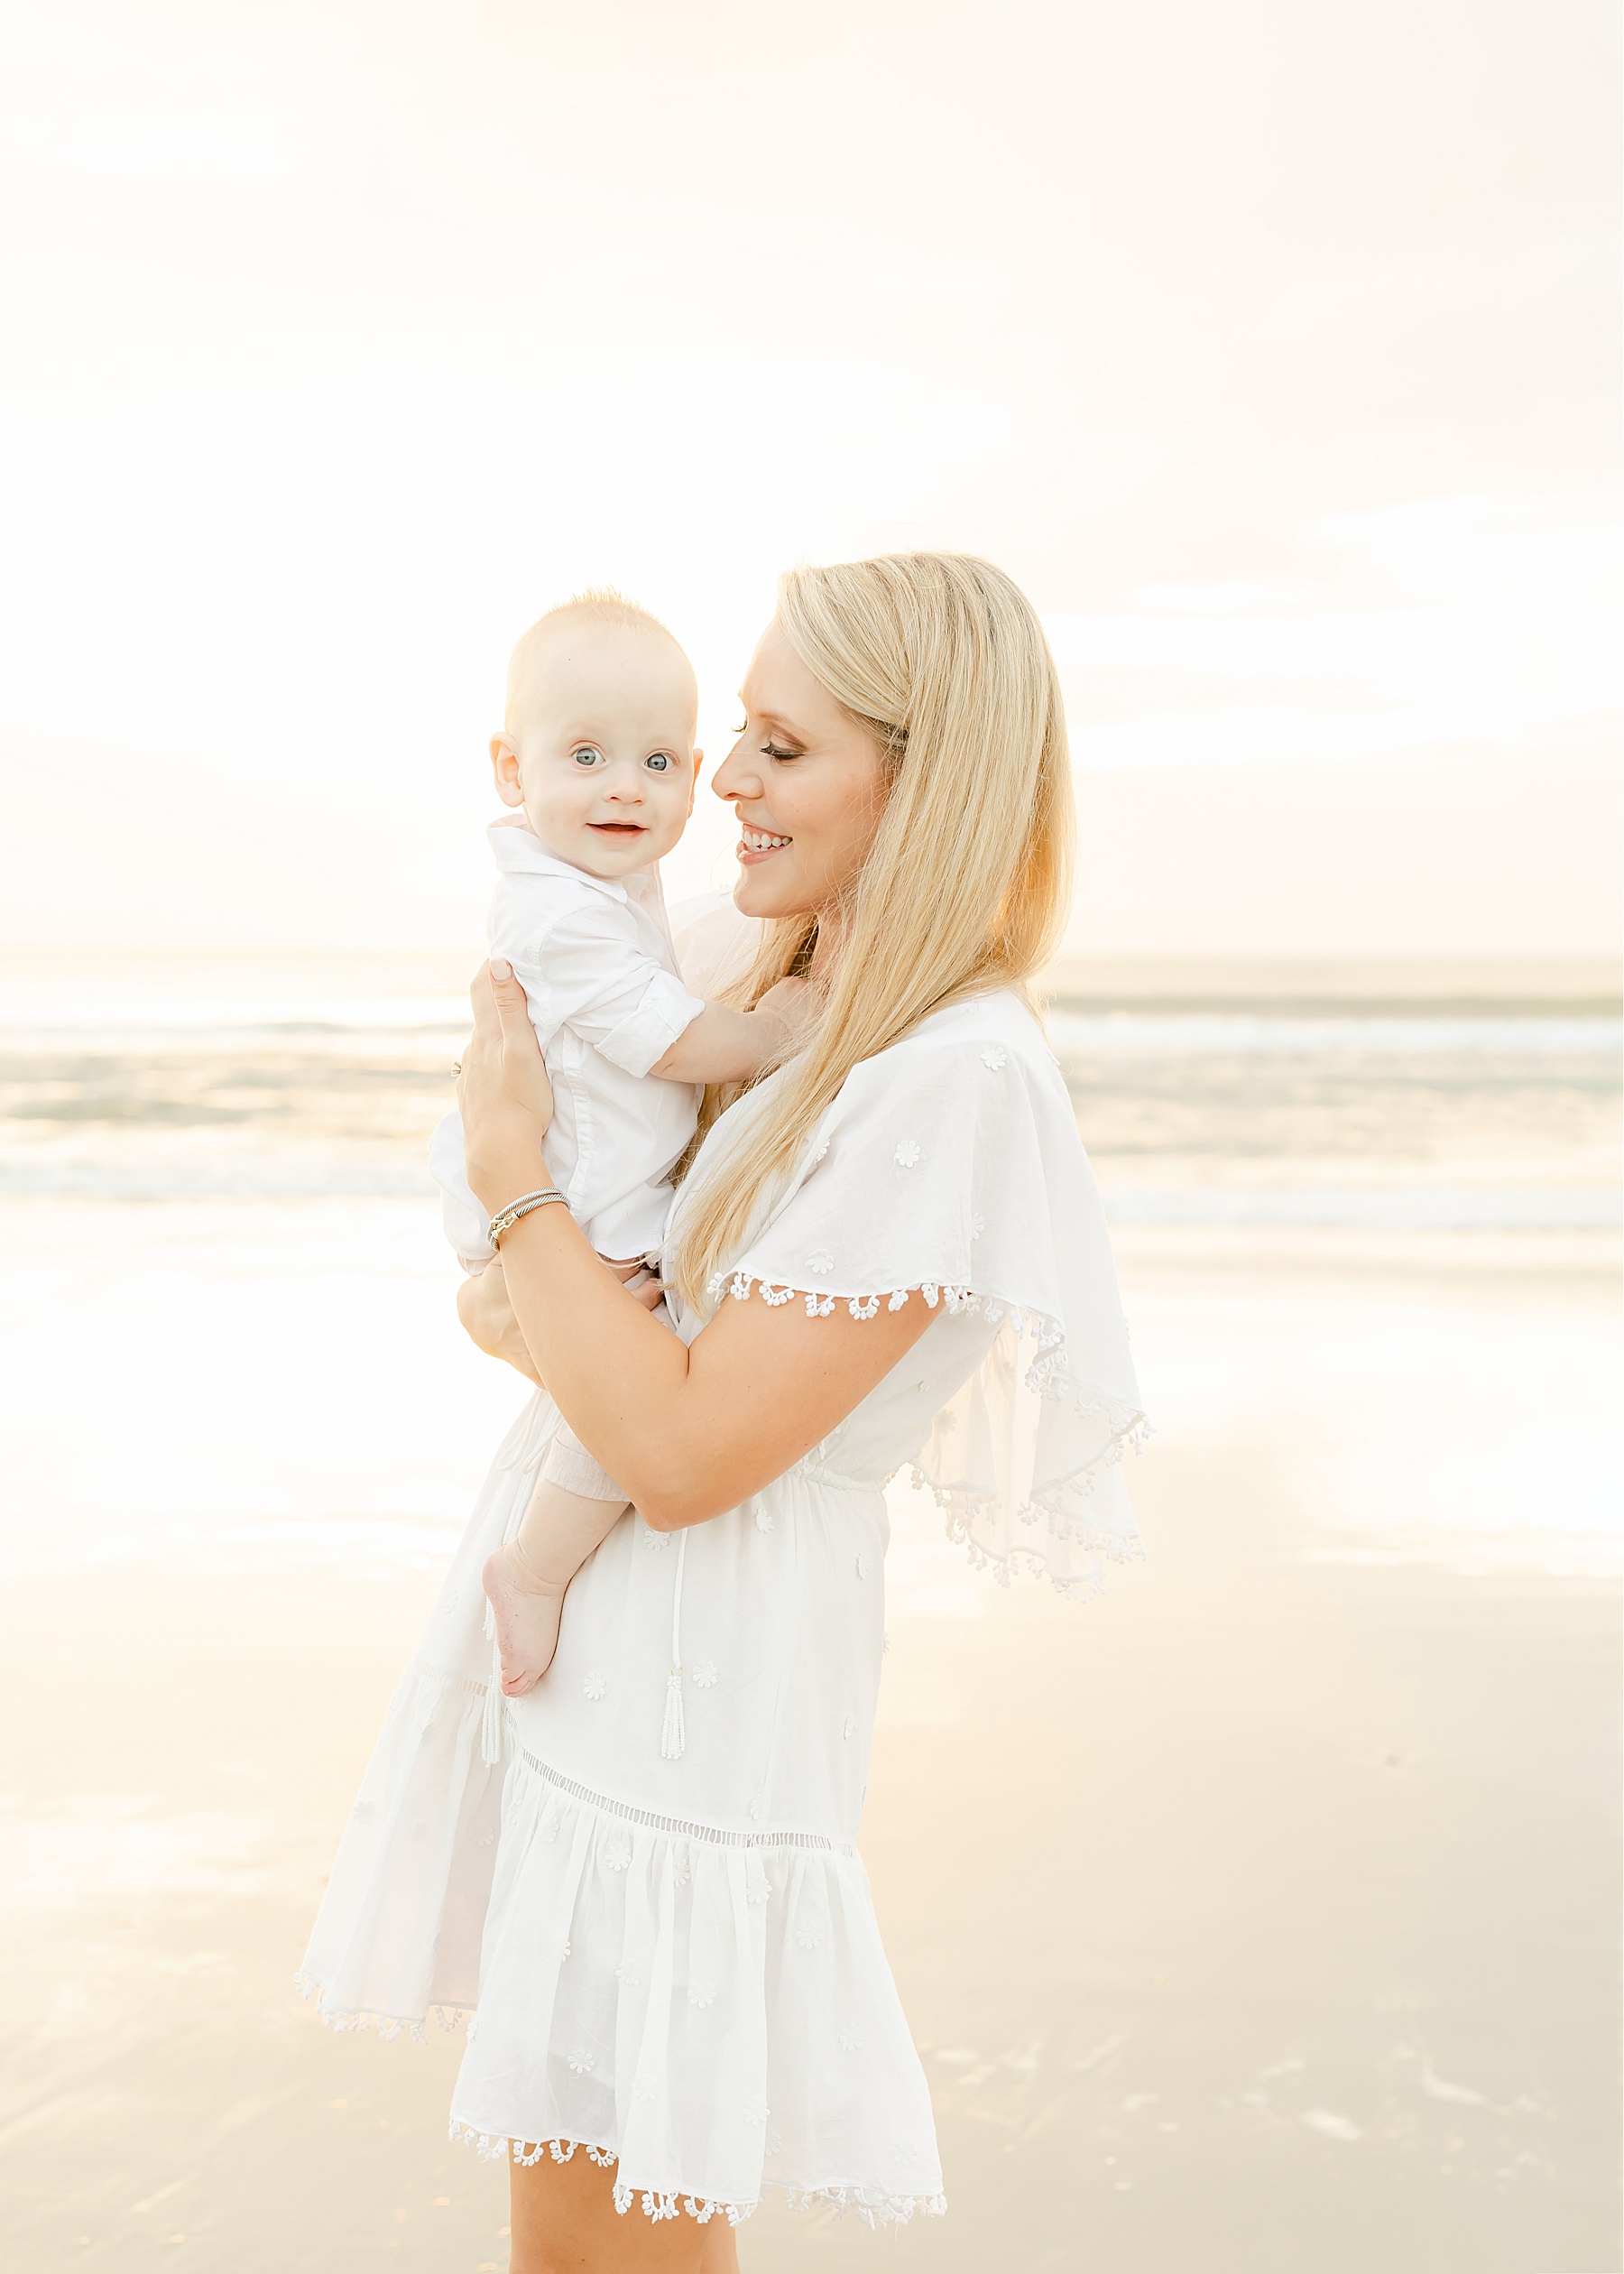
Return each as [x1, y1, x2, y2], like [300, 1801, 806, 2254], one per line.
[670, 550, 1075, 1304]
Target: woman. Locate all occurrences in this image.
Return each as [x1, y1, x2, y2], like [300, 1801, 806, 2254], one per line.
[300, 552, 1144, 2269]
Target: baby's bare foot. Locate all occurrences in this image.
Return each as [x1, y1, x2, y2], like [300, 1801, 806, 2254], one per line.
[483, 1541, 567, 1696]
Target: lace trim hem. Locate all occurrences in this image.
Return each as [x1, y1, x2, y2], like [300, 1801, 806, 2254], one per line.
[294, 1974, 470, 2041]
[448, 2124, 946, 2228]
[520, 1751, 856, 1855]
[708, 1268, 1061, 1340]
[707, 1273, 1150, 1436]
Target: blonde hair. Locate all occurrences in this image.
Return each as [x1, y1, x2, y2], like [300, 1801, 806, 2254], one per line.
[670, 550, 1075, 1305]
[504, 587, 684, 734]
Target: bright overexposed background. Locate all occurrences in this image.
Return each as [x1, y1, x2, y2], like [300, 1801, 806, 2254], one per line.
[1, 0, 1618, 957]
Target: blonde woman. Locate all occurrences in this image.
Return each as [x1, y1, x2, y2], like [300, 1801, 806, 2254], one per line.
[301, 553, 1144, 2270]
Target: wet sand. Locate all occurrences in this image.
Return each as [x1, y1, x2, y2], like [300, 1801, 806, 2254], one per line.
[2, 1236, 1617, 2273]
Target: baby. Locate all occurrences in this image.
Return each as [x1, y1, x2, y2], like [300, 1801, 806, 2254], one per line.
[431, 592, 798, 1699]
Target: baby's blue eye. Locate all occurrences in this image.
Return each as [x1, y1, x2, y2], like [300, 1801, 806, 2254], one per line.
[572, 745, 604, 767]
[645, 752, 673, 772]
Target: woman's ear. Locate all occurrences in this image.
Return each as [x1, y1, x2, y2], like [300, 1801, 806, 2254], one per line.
[490, 733, 525, 808]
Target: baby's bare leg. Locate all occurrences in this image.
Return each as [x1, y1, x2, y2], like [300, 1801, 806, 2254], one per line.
[484, 1469, 628, 1696]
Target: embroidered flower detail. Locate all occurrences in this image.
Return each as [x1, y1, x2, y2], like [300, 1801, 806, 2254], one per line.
[603, 1834, 632, 1872]
[567, 2047, 595, 2075]
[540, 1808, 560, 1843]
[747, 1796, 764, 1820]
[806, 1248, 835, 1275]
[633, 2076, 660, 2103]
[586, 2144, 616, 2167]
[693, 1660, 718, 1688]
[583, 1673, 607, 1701]
[848, 1294, 879, 1319]
[673, 1846, 692, 1886]
[842, 1714, 856, 1741]
[887, 1289, 909, 1311]
[753, 1504, 774, 1533]
[796, 1927, 824, 1950]
[760, 1283, 795, 1307]
[804, 1292, 835, 1317]
[558, 1939, 572, 1961]
[981, 1045, 1008, 1070]
[813, 1138, 830, 1163]
[969, 1211, 985, 1240]
[644, 1525, 670, 1552]
[855, 1552, 869, 1580]
[894, 1139, 921, 1168]
[687, 1981, 716, 2009]
[741, 2096, 770, 2126]
[839, 2029, 863, 2053]
[615, 1961, 641, 1987]
[475, 1826, 497, 1848]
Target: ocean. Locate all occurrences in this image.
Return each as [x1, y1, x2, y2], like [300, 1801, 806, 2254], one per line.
[1, 955, 1618, 1587]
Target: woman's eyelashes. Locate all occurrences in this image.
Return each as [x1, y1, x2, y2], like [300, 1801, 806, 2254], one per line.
[733, 718, 800, 763]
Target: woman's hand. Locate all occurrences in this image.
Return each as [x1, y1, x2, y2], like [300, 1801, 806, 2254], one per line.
[455, 1255, 667, 1386]
[457, 959, 555, 1213]
[457, 1260, 542, 1384]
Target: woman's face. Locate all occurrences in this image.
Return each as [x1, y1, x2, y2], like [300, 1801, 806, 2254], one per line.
[711, 619, 889, 921]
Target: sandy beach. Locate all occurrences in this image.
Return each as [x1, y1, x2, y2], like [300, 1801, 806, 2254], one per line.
[1, 964, 1618, 2271]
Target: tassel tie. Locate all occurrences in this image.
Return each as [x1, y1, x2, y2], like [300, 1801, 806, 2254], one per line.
[480, 1477, 531, 1768]
[660, 1531, 689, 1761]
[480, 1595, 506, 1766]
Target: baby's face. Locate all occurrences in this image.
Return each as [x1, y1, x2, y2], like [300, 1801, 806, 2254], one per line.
[493, 619, 699, 878]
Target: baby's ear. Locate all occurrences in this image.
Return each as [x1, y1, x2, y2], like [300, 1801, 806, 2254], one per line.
[490, 733, 524, 807]
[687, 748, 702, 818]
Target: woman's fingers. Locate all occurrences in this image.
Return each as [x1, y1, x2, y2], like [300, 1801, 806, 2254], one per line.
[488, 957, 540, 1063]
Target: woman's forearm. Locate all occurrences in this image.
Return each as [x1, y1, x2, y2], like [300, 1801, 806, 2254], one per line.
[494, 1193, 932, 1529]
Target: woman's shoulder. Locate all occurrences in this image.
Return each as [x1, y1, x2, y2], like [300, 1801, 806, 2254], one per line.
[840, 987, 1063, 1096]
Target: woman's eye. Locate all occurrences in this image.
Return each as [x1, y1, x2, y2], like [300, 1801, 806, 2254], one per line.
[762, 740, 798, 763]
[644, 751, 672, 773]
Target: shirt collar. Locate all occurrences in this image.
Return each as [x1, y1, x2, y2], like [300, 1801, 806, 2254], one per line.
[486, 821, 634, 902]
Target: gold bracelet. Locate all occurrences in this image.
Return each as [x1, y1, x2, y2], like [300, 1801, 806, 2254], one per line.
[487, 1188, 566, 1248]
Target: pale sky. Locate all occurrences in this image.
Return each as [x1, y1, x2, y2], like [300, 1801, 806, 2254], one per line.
[0, 0, 1618, 957]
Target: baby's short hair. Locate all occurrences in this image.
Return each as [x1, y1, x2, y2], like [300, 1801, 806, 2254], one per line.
[504, 588, 680, 733]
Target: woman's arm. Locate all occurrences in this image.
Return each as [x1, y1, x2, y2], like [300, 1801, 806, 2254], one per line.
[458, 960, 933, 1527]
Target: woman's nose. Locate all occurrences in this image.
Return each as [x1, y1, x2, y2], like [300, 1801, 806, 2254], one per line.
[712, 739, 761, 802]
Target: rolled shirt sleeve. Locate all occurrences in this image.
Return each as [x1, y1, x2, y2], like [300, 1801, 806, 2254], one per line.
[595, 966, 708, 1077]
[512, 896, 705, 1079]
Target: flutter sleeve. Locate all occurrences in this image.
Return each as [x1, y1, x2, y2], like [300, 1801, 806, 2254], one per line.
[693, 998, 1148, 1597]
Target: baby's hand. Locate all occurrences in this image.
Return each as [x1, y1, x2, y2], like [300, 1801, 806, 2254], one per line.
[753, 975, 819, 1053]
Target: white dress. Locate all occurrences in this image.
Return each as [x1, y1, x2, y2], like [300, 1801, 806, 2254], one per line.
[300, 988, 1145, 2227]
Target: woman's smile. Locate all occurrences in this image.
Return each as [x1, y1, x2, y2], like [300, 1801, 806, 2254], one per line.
[737, 822, 792, 864]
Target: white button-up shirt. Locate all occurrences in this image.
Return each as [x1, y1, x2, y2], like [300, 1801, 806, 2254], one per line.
[431, 825, 706, 1263]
